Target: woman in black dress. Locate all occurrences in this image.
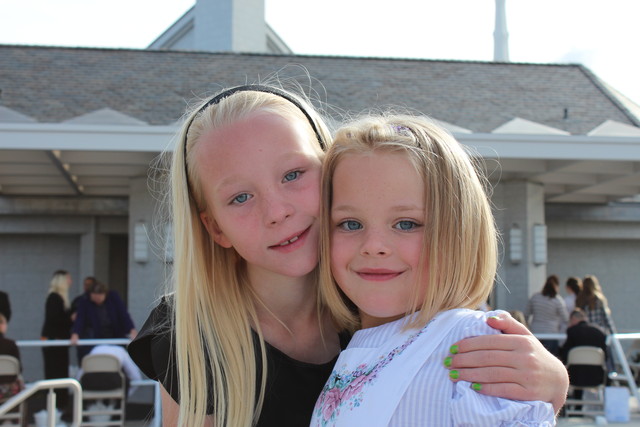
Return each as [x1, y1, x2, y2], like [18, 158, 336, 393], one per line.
[40, 269, 73, 409]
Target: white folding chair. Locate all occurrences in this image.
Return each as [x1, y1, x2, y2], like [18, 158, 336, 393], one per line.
[564, 346, 607, 418]
[80, 353, 126, 427]
[0, 355, 24, 427]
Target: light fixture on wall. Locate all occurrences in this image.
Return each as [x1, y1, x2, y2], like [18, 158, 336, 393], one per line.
[532, 224, 547, 265]
[509, 224, 523, 264]
[134, 221, 149, 263]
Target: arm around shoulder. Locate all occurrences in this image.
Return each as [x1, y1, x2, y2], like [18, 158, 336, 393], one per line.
[446, 313, 569, 413]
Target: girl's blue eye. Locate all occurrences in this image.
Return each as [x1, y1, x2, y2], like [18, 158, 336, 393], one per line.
[338, 220, 362, 231]
[232, 193, 252, 204]
[395, 220, 419, 231]
[283, 170, 301, 182]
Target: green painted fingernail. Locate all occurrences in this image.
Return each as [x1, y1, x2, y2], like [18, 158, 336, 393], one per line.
[443, 356, 452, 367]
[449, 345, 459, 354]
[472, 382, 482, 391]
[488, 316, 500, 320]
[449, 370, 459, 379]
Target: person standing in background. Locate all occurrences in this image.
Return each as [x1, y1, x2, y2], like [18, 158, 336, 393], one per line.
[71, 276, 96, 315]
[525, 275, 568, 356]
[0, 291, 11, 323]
[564, 277, 582, 314]
[70, 276, 98, 362]
[40, 270, 73, 410]
[576, 274, 615, 372]
[576, 275, 614, 334]
[561, 276, 582, 332]
[71, 282, 137, 361]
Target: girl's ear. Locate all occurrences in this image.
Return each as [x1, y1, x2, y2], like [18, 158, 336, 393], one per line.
[199, 212, 232, 248]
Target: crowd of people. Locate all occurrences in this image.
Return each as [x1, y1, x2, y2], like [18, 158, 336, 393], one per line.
[522, 274, 614, 354]
[518, 274, 618, 410]
[0, 271, 139, 415]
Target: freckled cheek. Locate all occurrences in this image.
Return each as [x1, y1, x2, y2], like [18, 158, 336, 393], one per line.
[330, 234, 355, 274]
[306, 172, 322, 214]
[329, 248, 348, 294]
[303, 185, 321, 216]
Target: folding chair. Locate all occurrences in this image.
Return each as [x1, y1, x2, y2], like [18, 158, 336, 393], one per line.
[80, 354, 126, 427]
[0, 355, 24, 427]
[564, 346, 607, 418]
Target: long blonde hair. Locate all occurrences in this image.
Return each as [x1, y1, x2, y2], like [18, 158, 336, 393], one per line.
[320, 114, 498, 331]
[169, 85, 331, 426]
[48, 270, 70, 309]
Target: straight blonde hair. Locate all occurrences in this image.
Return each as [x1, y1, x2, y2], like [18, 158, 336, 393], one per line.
[320, 114, 498, 332]
[49, 270, 70, 309]
[168, 86, 331, 426]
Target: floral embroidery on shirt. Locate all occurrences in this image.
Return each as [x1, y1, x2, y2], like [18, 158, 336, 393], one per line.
[313, 320, 430, 426]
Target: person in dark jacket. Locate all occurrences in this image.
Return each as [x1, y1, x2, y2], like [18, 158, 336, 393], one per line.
[71, 282, 137, 362]
[70, 276, 97, 361]
[560, 308, 608, 408]
[0, 291, 11, 323]
[561, 309, 608, 363]
[40, 270, 73, 409]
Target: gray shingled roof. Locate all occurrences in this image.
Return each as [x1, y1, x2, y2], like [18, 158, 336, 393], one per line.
[1, 45, 638, 134]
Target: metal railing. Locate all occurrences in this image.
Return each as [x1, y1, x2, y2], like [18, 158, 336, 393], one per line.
[0, 378, 82, 427]
[14, 338, 161, 427]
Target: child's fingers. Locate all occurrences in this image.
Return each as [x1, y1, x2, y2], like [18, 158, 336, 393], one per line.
[448, 349, 522, 370]
[447, 366, 534, 387]
[451, 333, 537, 354]
[485, 313, 531, 336]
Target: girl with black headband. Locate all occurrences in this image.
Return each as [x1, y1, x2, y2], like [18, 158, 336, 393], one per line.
[128, 83, 568, 426]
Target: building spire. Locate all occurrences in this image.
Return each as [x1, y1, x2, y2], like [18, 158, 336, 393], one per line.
[494, 0, 509, 62]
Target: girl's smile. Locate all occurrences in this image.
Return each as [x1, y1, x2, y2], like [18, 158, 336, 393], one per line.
[355, 268, 404, 281]
[269, 226, 311, 252]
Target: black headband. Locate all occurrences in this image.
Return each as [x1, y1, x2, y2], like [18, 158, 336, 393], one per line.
[183, 85, 326, 196]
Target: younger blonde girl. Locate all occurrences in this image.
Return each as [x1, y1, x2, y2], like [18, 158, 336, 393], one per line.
[313, 114, 556, 425]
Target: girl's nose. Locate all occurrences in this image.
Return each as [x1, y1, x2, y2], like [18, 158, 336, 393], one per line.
[263, 195, 294, 226]
[360, 230, 390, 256]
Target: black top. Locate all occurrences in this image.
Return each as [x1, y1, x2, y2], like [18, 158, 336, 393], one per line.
[0, 291, 11, 322]
[40, 293, 72, 339]
[560, 320, 608, 387]
[128, 298, 349, 427]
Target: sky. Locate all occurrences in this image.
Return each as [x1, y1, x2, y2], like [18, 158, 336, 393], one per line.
[1, 0, 638, 104]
